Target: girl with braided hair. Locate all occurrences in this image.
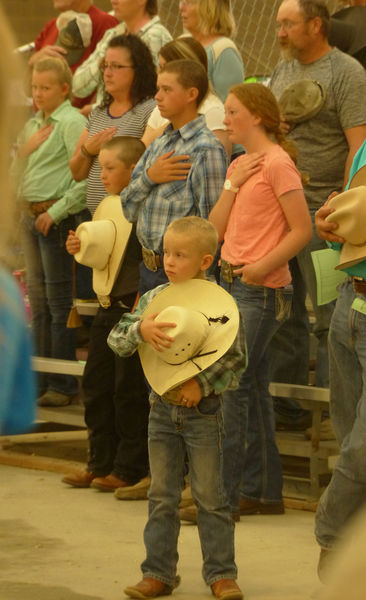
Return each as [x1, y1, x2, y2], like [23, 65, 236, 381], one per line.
[209, 82, 312, 517]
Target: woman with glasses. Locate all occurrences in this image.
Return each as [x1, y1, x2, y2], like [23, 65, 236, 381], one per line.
[70, 34, 156, 213]
[179, 0, 244, 103]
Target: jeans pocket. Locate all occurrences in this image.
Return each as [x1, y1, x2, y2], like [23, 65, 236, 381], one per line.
[195, 394, 221, 417]
[275, 285, 293, 322]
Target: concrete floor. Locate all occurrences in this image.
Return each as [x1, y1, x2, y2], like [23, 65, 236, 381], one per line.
[0, 464, 325, 600]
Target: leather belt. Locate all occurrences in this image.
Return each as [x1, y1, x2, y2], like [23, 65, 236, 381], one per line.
[221, 259, 243, 283]
[352, 276, 366, 295]
[142, 246, 162, 272]
[23, 198, 59, 216]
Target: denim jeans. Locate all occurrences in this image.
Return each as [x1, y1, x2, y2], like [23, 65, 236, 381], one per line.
[83, 300, 150, 482]
[270, 216, 334, 420]
[21, 213, 78, 395]
[221, 278, 291, 510]
[141, 394, 237, 586]
[138, 261, 168, 296]
[315, 280, 366, 548]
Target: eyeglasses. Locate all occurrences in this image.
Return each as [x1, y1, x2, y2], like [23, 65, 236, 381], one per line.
[275, 19, 306, 32]
[100, 61, 134, 72]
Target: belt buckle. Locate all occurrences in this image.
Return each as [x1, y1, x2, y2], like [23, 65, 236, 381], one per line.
[142, 247, 158, 272]
[221, 259, 233, 283]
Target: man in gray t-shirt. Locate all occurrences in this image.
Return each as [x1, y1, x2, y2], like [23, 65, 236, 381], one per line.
[268, 0, 366, 426]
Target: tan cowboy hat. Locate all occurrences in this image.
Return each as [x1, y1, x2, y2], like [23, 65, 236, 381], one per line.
[278, 79, 326, 124]
[74, 195, 132, 298]
[138, 279, 240, 396]
[326, 185, 366, 269]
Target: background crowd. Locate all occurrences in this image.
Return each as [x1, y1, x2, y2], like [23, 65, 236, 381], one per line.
[2, 0, 366, 598]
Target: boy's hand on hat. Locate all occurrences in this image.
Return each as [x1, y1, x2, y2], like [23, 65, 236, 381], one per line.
[66, 230, 81, 255]
[147, 150, 192, 184]
[178, 378, 202, 408]
[230, 152, 265, 188]
[34, 211, 54, 236]
[315, 197, 345, 243]
[141, 313, 176, 351]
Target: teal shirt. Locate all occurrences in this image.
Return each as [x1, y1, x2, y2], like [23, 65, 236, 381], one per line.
[328, 139, 366, 278]
[13, 100, 87, 224]
[205, 40, 245, 103]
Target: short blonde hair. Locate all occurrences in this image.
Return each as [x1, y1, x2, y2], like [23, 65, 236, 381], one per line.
[196, 0, 235, 38]
[166, 216, 218, 256]
[32, 57, 72, 99]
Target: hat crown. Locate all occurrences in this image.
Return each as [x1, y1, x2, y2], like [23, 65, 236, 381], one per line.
[156, 306, 210, 365]
[75, 220, 116, 270]
[327, 187, 366, 245]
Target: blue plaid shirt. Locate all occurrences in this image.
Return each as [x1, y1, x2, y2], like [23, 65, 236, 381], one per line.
[120, 115, 228, 253]
[107, 282, 247, 398]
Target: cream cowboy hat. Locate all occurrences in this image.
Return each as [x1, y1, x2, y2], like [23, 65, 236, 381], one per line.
[278, 79, 326, 124]
[74, 195, 132, 300]
[138, 279, 240, 396]
[326, 183, 366, 269]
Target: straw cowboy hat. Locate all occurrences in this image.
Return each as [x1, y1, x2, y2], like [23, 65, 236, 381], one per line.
[138, 279, 240, 397]
[278, 79, 326, 124]
[74, 195, 132, 303]
[326, 182, 366, 270]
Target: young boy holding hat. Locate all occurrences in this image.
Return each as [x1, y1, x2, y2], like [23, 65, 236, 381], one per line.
[108, 216, 246, 600]
[62, 136, 150, 493]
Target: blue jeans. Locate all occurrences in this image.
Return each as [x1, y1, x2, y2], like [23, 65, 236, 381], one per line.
[141, 394, 237, 586]
[315, 280, 366, 548]
[138, 262, 168, 296]
[270, 216, 334, 420]
[221, 278, 291, 510]
[21, 213, 78, 395]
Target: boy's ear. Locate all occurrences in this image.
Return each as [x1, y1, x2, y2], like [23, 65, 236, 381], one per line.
[62, 82, 70, 98]
[201, 253, 214, 272]
[187, 86, 199, 105]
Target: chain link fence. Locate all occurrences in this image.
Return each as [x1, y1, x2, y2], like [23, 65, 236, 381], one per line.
[158, 0, 340, 78]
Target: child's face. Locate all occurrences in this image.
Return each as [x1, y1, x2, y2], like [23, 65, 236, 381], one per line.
[224, 93, 258, 145]
[31, 70, 69, 117]
[99, 148, 133, 194]
[155, 72, 196, 123]
[163, 230, 212, 284]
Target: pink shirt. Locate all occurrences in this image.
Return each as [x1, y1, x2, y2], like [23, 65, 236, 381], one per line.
[221, 145, 303, 288]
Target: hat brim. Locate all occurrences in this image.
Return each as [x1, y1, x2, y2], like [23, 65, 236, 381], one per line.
[138, 279, 240, 396]
[337, 242, 366, 270]
[75, 195, 132, 296]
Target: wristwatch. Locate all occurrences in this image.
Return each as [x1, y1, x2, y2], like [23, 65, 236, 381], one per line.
[223, 179, 239, 193]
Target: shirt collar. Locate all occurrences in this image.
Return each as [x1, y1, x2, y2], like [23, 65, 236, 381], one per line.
[163, 115, 206, 141]
[118, 15, 160, 35]
[34, 99, 71, 125]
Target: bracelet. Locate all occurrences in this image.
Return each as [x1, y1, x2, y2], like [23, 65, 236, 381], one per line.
[80, 144, 96, 160]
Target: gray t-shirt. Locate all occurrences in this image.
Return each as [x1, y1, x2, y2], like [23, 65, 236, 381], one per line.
[270, 47, 366, 209]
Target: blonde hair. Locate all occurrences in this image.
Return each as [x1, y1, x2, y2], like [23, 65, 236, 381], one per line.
[32, 57, 72, 99]
[196, 0, 235, 37]
[0, 6, 24, 264]
[166, 216, 218, 256]
[100, 136, 145, 167]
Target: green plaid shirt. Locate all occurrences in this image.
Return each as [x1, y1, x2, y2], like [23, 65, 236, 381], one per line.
[107, 282, 247, 398]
